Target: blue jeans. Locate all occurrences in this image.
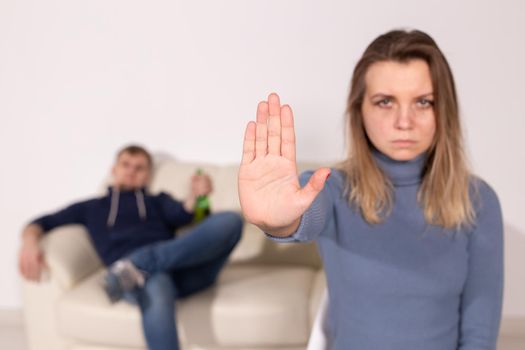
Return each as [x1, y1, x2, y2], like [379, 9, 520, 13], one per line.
[124, 212, 243, 350]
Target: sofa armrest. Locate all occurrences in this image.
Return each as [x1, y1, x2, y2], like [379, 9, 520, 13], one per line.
[40, 225, 103, 290]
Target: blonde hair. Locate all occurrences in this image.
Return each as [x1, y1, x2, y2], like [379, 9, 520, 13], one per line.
[340, 29, 475, 229]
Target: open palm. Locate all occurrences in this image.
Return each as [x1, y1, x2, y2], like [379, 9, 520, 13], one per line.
[238, 93, 330, 236]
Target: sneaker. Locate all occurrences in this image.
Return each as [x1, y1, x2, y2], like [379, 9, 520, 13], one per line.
[103, 259, 145, 303]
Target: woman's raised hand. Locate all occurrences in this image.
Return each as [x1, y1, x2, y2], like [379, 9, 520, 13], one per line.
[238, 93, 331, 237]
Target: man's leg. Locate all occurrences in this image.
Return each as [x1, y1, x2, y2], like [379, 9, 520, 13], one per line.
[171, 239, 239, 298]
[104, 211, 242, 302]
[127, 273, 180, 350]
[130, 211, 243, 274]
[126, 255, 234, 350]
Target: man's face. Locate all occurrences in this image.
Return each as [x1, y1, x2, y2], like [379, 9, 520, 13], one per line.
[112, 152, 151, 190]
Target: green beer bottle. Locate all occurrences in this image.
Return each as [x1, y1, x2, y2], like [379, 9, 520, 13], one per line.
[193, 169, 211, 223]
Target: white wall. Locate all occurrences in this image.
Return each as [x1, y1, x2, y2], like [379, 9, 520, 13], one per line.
[1, 0, 524, 313]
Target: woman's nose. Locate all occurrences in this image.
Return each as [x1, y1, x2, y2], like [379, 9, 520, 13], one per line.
[394, 105, 414, 130]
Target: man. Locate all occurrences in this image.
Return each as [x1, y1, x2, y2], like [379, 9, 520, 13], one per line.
[19, 144, 243, 350]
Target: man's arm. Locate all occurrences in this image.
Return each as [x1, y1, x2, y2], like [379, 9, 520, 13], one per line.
[159, 193, 194, 229]
[159, 173, 213, 228]
[19, 201, 87, 282]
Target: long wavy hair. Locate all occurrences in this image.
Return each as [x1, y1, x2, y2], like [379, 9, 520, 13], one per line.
[339, 29, 475, 229]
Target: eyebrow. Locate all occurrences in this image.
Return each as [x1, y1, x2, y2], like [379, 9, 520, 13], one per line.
[369, 92, 434, 99]
[416, 92, 434, 99]
[370, 93, 394, 100]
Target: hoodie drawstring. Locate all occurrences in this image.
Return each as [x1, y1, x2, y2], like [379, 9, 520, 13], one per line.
[135, 189, 147, 222]
[107, 188, 148, 228]
[107, 188, 120, 227]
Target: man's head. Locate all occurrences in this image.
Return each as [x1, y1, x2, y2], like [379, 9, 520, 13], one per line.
[112, 145, 153, 190]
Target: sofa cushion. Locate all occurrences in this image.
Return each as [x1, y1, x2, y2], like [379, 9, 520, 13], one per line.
[57, 265, 318, 348]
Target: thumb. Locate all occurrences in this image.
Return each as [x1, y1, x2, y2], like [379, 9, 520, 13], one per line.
[298, 167, 331, 206]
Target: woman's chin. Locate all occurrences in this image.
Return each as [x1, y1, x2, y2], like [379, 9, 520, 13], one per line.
[382, 148, 424, 162]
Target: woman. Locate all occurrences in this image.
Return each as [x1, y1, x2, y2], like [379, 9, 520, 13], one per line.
[238, 29, 503, 349]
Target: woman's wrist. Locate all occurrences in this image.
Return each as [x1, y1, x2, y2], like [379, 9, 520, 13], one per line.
[260, 217, 302, 238]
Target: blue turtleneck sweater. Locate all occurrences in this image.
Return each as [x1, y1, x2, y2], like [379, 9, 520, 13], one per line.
[32, 188, 194, 265]
[270, 152, 503, 350]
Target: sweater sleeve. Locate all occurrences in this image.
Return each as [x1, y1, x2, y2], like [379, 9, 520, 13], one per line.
[458, 180, 504, 350]
[265, 170, 336, 243]
[158, 192, 194, 230]
[31, 201, 87, 233]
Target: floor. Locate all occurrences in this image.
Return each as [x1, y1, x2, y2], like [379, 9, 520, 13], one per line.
[0, 310, 28, 350]
[1, 310, 524, 350]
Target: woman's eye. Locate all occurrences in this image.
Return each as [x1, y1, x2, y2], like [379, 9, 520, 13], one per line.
[376, 98, 392, 107]
[417, 98, 434, 108]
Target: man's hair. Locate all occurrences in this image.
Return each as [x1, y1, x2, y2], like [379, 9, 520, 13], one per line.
[116, 144, 153, 168]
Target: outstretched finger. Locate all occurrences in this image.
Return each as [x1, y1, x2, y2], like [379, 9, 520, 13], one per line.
[268, 92, 281, 116]
[281, 104, 296, 162]
[255, 101, 269, 158]
[268, 114, 281, 155]
[241, 121, 256, 164]
[268, 93, 282, 155]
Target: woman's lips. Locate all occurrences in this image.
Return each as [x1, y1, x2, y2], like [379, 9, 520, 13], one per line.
[392, 140, 416, 147]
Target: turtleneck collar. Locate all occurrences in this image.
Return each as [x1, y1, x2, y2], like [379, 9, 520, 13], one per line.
[372, 148, 427, 186]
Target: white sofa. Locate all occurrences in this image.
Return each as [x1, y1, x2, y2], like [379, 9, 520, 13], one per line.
[21, 159, 326, 350]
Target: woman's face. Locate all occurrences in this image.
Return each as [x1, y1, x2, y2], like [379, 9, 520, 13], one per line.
[361, 59, 436, 161]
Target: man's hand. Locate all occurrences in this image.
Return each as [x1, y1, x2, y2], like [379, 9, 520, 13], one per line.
[191, 173, 213, 198]
[238, 93, 330, 237]
[19, 224, 46, 282]
[183, 173, 213, 212]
